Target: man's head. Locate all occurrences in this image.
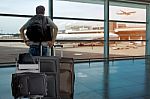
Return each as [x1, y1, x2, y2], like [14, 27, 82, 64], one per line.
[36, 5, 45, 15]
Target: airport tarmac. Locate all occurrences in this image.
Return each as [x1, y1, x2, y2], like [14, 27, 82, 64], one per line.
[0, 42, 145, 65]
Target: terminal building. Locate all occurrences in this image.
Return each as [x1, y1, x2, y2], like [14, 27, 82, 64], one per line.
[1, 0, 150, 99]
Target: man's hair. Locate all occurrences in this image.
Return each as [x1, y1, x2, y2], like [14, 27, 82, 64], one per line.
[36, 5, 45, 14]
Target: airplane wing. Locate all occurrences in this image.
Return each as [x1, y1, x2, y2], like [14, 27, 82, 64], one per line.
[116, 13, 124, 15]
[120, 10, 126, 13]
[116, 10, 126, 15]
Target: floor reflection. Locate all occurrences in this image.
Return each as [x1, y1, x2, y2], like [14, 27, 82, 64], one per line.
[1, 59, 150, 99]
[74, 59, 150, 99]
[145, 58, 150, 97]
[103, 60, 109, 99]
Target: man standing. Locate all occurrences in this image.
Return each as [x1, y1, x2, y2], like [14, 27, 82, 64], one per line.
[20, 5, 58, 56]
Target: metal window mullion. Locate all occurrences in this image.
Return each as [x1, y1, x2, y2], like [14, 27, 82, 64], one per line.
[104, 0, 109, 59]
[146, 4, 150, 55]
[49, 0, 54, 56]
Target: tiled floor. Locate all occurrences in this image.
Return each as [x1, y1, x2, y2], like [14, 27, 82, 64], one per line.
[0, 67, 15, 99]
[1, 59, 150, 99]
[74, 59, 150, 99]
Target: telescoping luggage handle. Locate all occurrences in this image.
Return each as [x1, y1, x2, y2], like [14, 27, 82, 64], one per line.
[40, 43, 42, 56]
[53, 44, 63, 57]
[40, 44, 63, 57]
[40, 42, 54, 56]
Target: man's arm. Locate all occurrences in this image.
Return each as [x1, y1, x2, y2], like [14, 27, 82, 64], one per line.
[47, 17, 58, 47]
[19, 20, 30, 46]
[20, 26, 26, 42]
[51, 24, 58, 43]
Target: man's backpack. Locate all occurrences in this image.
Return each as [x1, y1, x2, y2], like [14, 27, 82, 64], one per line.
[26, 15, 52, 42]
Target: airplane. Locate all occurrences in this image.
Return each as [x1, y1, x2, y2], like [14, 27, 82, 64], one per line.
[116, 10, 136, 15]
[56, 32, 119, 40]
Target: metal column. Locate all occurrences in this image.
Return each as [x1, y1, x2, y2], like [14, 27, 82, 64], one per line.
[49, 0, 53, 19]
[104, 0, 109, 59]
[103, 1, 110, 96]
[49, 0, 54, 56]
[146, 4, 150, 56]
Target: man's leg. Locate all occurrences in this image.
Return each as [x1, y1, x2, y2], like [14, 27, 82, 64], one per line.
[42, 46, 48, 56]
[29, 45, 40, 56]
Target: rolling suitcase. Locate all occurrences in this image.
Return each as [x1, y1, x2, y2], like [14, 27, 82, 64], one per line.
[53, 45, 75, 99]
[60, 57, 75, 99]
[29, 44, 61, 99]
[39, 56, 60, 99]
[11, 72, 47, 99]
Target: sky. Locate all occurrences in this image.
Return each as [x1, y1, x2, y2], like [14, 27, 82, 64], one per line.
[0, 0, 146, 34]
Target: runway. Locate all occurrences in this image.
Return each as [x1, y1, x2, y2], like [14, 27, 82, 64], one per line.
[0, 42, 145, 65]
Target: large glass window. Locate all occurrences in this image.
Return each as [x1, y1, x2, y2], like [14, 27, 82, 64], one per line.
[109, 2, 146, 58]
[0, 0, 49, 15]
[54, 19, 104, 59]
[109, 5, 146, 22]
[0, 0, 147, 64]
[53, 0, 105, 59]
[54, 0, 146, 59]
[54, 0, 104, 19]
[0, 0, 49, 64]
[0, 16, 31, 63]
[0, 16, 30, 34]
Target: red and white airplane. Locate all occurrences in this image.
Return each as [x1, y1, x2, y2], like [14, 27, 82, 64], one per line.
[56, 30, 119, 40]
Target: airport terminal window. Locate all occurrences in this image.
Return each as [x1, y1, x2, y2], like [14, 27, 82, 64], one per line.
[0, 16, 30, 34]
[53, 0, 106, 59]
[53, 0, 104, 19]
[109, 6, 146, 22]
[0, 0, 49, 15]
[0, 0, 148, 64]
[54, 0, 147, 59]
[108, 3, 146, 57]
[53, 19, 104, 59]
[0, 16, 30, 63]
[0, 0, 50, 64]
